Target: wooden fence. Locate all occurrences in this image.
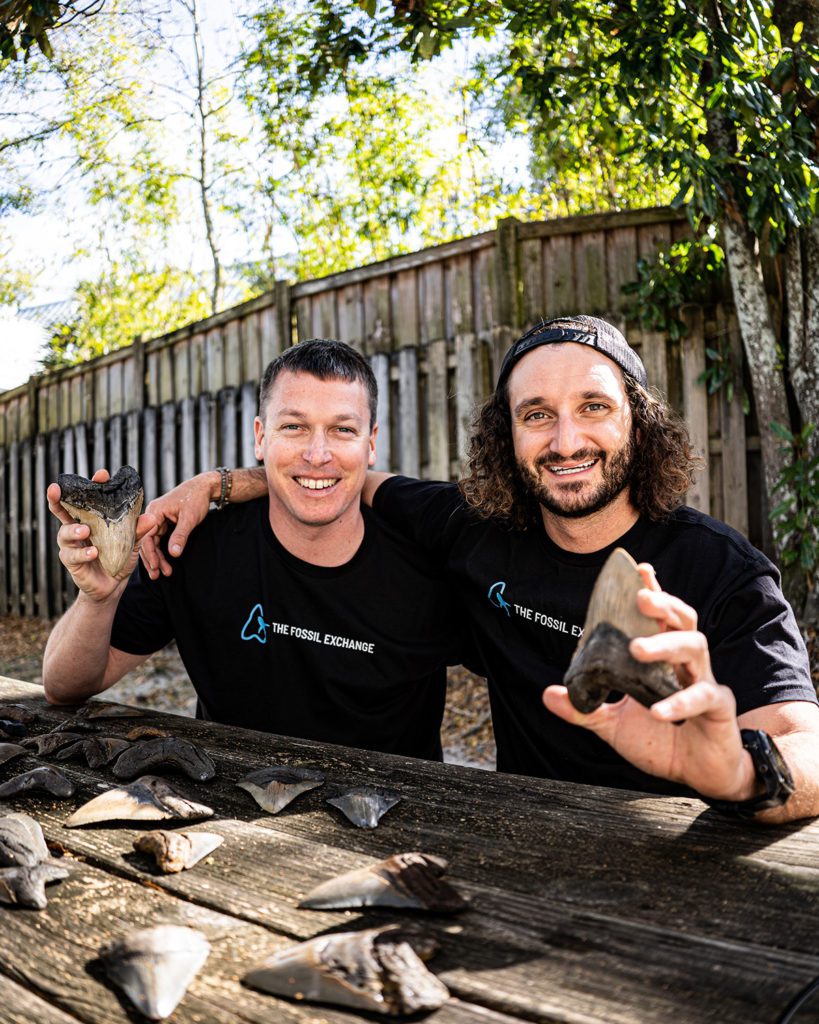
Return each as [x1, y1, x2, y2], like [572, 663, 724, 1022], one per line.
[0, 206, 759, 620]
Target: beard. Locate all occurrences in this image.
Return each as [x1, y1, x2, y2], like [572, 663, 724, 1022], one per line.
[516, 435, 636, 519]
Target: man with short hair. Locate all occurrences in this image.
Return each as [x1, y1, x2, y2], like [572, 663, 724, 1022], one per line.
[143, 317, 819, 822]
[43, 340, 467, 760]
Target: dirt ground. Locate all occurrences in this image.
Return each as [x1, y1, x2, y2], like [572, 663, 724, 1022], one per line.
[0, 616, 497, 770]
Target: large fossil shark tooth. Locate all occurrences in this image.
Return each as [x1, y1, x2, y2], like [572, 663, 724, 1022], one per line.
[58, 466, 144, 577]
[23, 731, 88, 757]
[132, 831, 224, 874]
[0, 767, 76, 800]
[0, 812, 50, 867]
[0, 742, 27, 768]
[563, 547, 682, 713]
[0, 861, 70, 910]
[112, 738, 216, 782]
[243, 925, 449, 1015]
[0, 704, 36, 726]
[236, 765, 325, 814]
[65, 776, 214, 828]
[56, 736, 132, 769]
[299, 853, 467, 913]
[98, 925, 210, 1020]
[327, 786, 401, 829]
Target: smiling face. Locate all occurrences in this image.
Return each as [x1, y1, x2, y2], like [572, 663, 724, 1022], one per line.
[507, 343, 636, 523]
[254, 370, 377, 535]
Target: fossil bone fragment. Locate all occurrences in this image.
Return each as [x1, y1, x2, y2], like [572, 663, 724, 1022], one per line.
[112, 737, 216, 782]
[0, 862, 70, 909]
[563, 547, 682, 713]
[243, 925, 449, 1015]
[327, 786, 401, 829]
[58, 466, 144, 577]
[299, 853, 467, 913]
[132, 831, 224, 873]
[98, 925, 210, 1020]
[56, 736, 132, 769]
[23, 732, 87, 757]
[236, 765, 325, 814]
[0, 766, 76, 800]
[0, 812, 50, 866]
[65, 776, 214, 828]
[0, 742, 26, 768]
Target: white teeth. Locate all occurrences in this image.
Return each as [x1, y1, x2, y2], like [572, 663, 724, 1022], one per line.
[296, 478, 338, 490]
[548, 461, 596, 476]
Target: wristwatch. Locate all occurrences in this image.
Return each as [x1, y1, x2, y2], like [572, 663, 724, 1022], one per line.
[705, 729, 795, 820]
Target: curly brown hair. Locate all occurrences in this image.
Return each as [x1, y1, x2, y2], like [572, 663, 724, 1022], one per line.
[459, 374, 702, 530]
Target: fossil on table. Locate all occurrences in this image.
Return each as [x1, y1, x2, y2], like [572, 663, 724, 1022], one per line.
[0, 704, 36, 726]
[0, 766, 76, 800]
[58, 465, 144, 577]
[326, 786, 401, 829]
[0, 861, 70, 910]
[112, 737, 216, 782]
[132, 830, 224, 873]
[56, 736, 132, 769]
[23, 732, 88, 757]
[236, 765, 325, 814]
[65, 776, 214, 828]
[0, 720, 26, 739]
[0, 812, 50, 867]
[0, 742, 27, 768]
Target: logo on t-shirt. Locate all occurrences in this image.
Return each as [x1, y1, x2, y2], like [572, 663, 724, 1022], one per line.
[488, 581, 512, 616]
[241, 603, 270, 644]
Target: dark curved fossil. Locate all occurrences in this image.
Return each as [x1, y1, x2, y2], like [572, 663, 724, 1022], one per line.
[23, 732, 87, 757]
[56, 736, 132, 769]
[236, 765, 325, 814]
[112, 738, 216, 782]
[0, 862, 70, 910]
[65, 775, 214, 828]
[58, 466, 144, 577]
[326, 786, 401, 829]
[0, 767, 76, 800]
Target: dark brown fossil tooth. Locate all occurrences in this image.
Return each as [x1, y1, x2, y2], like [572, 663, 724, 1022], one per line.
[126, 726, 170, 741]
[0, 742, 27, 768]
[58, 466, 144, 577]
[243, 925, 449, 1014]
[326, 786, 401, 829]
[0, 767, 76, 800]
[236, 765, 325, 814]
[564, 547, 682, 713]
[132, 830, 224, 873]
[299, 853, 467, 913]
[99, 925, 210, 1020]
[65, 775, 214, 828]
[0, 704, 36, 726]
[0, 862, 70, 909]
[0, 812, 50, 867]
[56, 736, 132, 769]
[112, 738, 216, 782]
[23, 732, 88, 757]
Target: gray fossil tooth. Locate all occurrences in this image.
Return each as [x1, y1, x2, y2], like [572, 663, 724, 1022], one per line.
[58, 466, 144, 577]
[56, 736, 132, 769]
[23, 731, 88, 756]
[299, 853, 467, 913]
[65, 775, 214, 828]
[0, 861, 70, 909]
[0, 742, 27, 768]
[327, 786, 401, 829]
[112, 738, 216, 782]
[132, 830, 224, 873]
[99, 925, 210, 1020]
[0, 812, 50, 867]
[243, 925, 449, 1015]
[564, 547, 682, 713]
[236, 765, 325, 814]
[0, 704, 36, 726]
[0, 767, 76, 800]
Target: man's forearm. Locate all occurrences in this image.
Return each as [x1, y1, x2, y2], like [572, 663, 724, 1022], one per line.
[42, 591, 124, 705]
[757, 728, 819, 824]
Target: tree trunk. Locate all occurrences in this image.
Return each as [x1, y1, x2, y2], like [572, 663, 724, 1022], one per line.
[785, 220, 819, 443]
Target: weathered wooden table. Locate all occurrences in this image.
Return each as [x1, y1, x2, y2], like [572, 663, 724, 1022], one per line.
[0, 676, 818, 1024]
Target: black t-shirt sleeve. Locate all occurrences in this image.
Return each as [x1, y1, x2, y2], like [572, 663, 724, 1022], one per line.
[109, 560, 174, 656]
[373, 476, 467, 559]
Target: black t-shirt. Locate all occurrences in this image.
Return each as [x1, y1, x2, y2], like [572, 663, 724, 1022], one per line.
[110, 499, 466, 760]
[374, 477, 817, 792]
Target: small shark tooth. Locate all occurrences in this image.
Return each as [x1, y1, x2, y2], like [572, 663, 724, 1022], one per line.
[99, 925, 210, 1020]
[0, 767, 76, 800]
[0, 862, 70, 909]
[564, 547, 682, 713]
[236, 765, 325, 814]
[65, 776, 214, 828]
[326, 786, 401, 829]
[112, 738, 216, 782]
[0, 812, 50, 867]
[132, 830, 224, 873]
[243, 925, 449, 1015]
[58, 466, 144, 577]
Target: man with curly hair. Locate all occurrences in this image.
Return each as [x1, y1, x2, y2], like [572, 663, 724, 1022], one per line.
[140, 318, 819, 823]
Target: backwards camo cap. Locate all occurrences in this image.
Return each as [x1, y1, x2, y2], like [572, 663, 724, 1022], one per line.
[497, 315, 648, 391]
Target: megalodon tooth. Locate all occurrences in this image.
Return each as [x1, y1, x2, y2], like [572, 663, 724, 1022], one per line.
[0, 861, 70, 909]
[327, 786, 401, 829]
[56, 736, 132, 769]
[299, 853, 467, 913]
[563, 547, 682, 713]
[132, 830, 224, 874]
[0, 812, 50, 866]
[243, 925, 449, 1015]
[65, 776, 214, 828]
[236, 765, 325, 814]
[23, 731, 88, 756]
[98, 924, 210, 1020]
[0, 767, 76, 800]
[58, 466, 144, 577]
[112, 737, 216, 782]
[0, 742, 27, 768]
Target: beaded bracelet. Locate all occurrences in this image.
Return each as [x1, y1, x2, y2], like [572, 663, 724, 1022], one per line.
[215, 466, 233, 510]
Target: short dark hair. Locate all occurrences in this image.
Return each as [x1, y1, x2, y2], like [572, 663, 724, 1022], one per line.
[258, 339, 378, 427]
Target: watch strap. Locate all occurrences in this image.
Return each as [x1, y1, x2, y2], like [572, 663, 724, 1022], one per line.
[704, 729, 795, 820]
